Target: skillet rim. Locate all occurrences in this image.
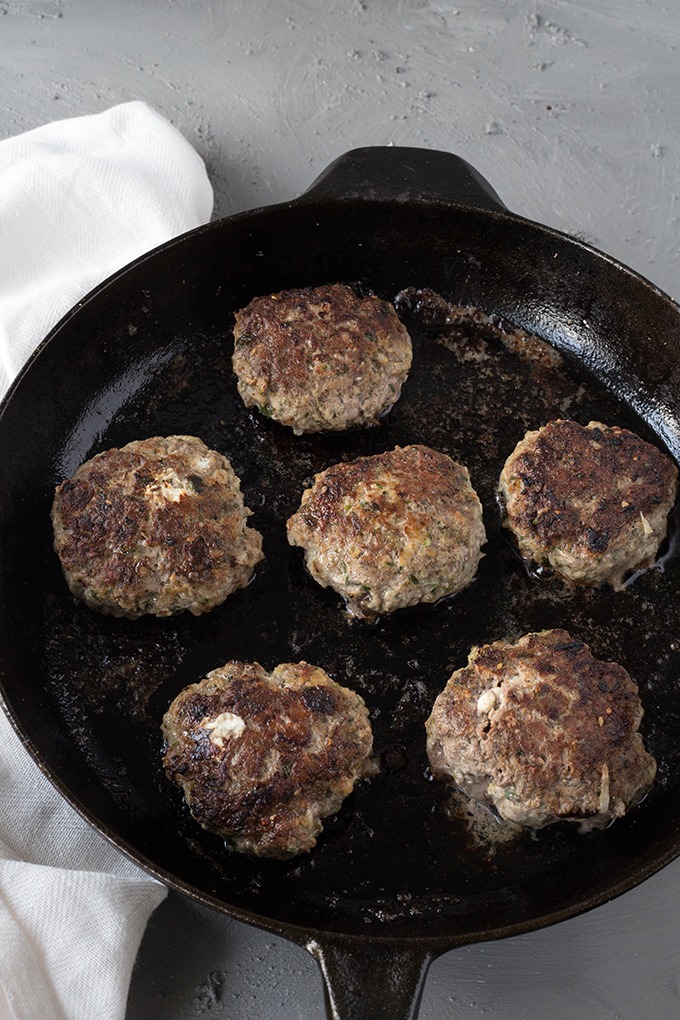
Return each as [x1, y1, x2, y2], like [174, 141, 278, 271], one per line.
[2, 153, 680, 948]
[3, 170, 680, 432]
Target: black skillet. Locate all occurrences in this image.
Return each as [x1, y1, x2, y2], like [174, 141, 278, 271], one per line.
[2, 147, 680, 1020]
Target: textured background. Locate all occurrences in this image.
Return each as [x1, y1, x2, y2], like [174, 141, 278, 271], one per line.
[2, 1, 680, 1017]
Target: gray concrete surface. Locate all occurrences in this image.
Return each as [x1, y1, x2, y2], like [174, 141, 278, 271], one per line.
[2, 1, 680, 1017]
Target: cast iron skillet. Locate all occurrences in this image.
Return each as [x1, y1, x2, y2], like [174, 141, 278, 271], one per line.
[2, 147, 680, 1019]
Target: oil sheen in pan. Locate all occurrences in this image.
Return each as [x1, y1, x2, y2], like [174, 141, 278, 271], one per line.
[41, 288, 680, 929]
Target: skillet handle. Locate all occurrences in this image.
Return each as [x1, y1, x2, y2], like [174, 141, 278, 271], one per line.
[307, 937, 435, 1020]
[303, 145, 506, 211]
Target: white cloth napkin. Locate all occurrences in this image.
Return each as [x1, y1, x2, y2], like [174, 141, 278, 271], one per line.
[0, 100, 213, 395]
[0, 101, 214, 1020]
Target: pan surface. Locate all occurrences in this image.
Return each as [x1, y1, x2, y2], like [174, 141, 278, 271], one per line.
[1, 148, 680, 963]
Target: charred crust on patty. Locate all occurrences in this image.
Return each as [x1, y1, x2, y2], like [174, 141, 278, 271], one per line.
[287, 444, 486, 618]
[162, 661, 374, 859]
[51, 435, 264, 619]
[425, 629, 657, 831]
[232, 283, 412, 433]
[499, 419, 678, 587]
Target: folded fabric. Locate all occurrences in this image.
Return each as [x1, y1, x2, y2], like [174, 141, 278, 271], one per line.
[0, 100, 213, 395]
[0, 836, 166, 1020]
[0, 100, 214, 1020]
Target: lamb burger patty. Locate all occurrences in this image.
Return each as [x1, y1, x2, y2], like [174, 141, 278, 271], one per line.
[232, 283, 412, 433]
[287, 444, 486, 618]
[499, 418, 677, 588]
[51, 435, 263, 618]
[426, 628, 656, 831]
[162, 660, 374, 859]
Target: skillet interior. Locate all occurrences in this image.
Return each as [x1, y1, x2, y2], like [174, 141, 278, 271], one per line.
[1, 192, 680, 942]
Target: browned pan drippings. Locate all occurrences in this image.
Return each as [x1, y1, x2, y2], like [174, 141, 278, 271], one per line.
[38, 283, 680, 934]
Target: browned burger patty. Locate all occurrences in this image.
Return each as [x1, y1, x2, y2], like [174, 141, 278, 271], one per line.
[51, 435, 263, 619]
[286, 444, 486, 618]
[161, 660, 374, 859]
[426, 629, 656, 831]
[499, 419, 677, 588]
[232, 283, 412, 433]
